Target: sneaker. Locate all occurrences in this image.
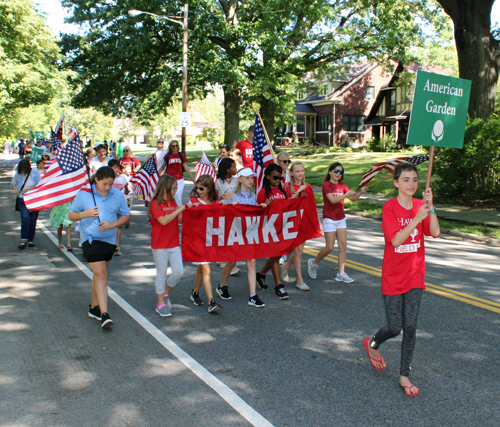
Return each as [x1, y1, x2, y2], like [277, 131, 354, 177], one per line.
[115, 246, 122, 256]
[279, 255, 287, 265]
[275, 283, 289, 300]
[163, 295, 172, 310]
[296, 282, 310, 291]
[229, 266, 240, 276]
[190, 290, 203, 306]
[336, 272, 354, 283]
[125, 221, 130, 229]
[217, 262, 227, 268]
[88, 304, 101, 321]
[308, 258, 318, 279]
[147, 217, 151, 225]
[208, 299, 221, 313]
[156, 304, 172, 317]
[216, 284, 232, 300]
[256, 272, 268, 290]
[281, 264, 294, 283]
[101, 312, 113, 329]
[248, 294, 266, 307]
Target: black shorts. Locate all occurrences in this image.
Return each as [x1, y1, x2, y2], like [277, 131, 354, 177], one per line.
[82, 240, 116, 263]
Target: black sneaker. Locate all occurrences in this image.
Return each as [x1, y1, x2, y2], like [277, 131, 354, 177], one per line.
[190, 290, 203, 306]
[275, 283, 289, 300]
[101, 312, 113, 328]
[256, 272, 268, 290]
[88, 304, 101, 321]
[216, 284, 231, 300]
[248, 294, 266, 308]
[208, 299, 221, 313]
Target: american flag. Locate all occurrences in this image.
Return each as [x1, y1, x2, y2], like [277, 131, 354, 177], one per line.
[195, 151, 217, 183]
[359, 155, 430, 188]
[252, 113, 275, 193]
[129, 154, 160, 202]
[54, 114, 64, 141]
[24, 129, 89, 211]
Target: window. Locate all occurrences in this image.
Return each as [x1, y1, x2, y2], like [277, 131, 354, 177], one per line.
[297, 90, 306, 99]
[317, 84, 329, 96]
[296, 117, 305, 132]
[316, 115, 330, 132]
[389, 90, 396, 109]
[342, 115, 365, 132]
[366, 86, 375, 100]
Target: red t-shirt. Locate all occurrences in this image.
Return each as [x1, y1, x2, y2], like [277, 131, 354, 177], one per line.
[284, 182, 314, 199]
[322, 181, 349, 220]
[119, 157, 140, 176]
[189, 197, 219, 205]
[164, 153, 186, 180]
[256, 187, 287, 204]
[235, 140, 253, 168]
[381, 198, 437, 295]
[150, 199, 180, 249]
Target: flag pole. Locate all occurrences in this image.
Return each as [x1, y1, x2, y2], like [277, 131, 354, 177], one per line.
[257, 111, 277, 163]
[425, 146, 435, 190]
[364, 175, 393, 189]
[77, 135, 100, 222]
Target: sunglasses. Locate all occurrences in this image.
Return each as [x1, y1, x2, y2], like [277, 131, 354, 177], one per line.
[172, 187, 178, 191]
[123, 150, 130, 152]
[281, 160, 291, 164]
[171, 145, 179, 148]
[196, 186, 206, 191]
[332, 169, 344, 175]
[271, 175, 284, 181]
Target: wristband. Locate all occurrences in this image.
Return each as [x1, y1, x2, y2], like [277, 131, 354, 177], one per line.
[429, 207, 436, 214]
[80, 212, 83, 219]
[176, 208, 180, 214]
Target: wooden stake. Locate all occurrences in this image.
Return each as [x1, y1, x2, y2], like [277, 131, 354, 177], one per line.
[425, 146, 435, 190]
[364, 174, 393, 189]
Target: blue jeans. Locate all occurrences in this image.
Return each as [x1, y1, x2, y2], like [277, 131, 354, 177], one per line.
[19, 198, 39, 241]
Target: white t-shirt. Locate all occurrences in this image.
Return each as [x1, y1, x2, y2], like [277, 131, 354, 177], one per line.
[89, 156, 112, 174]
[155, 149, 167, 171]
[217, 177, 237, 198]
[113, 174, 133, 200]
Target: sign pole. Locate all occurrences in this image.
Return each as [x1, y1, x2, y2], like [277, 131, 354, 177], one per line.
[425, 146, 435, 190]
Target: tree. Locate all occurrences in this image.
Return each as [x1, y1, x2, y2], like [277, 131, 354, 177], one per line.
[435, 0, 499, 119]
[0, 0, 64, 131]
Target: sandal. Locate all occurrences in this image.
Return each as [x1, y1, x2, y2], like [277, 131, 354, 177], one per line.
[18, 242, 27, 250]
[67, 246, 73, 252]
[400, 384, 420, 397]
[28, 241, 35, 247]
[363, 337, 386, 370]
[57, 245, 64, 249]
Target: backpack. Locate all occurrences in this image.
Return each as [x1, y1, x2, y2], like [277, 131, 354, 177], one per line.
[166, 152, 185, 166]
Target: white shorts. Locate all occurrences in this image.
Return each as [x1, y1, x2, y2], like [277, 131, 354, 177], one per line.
[323, 217, 347, 233]
[192, 262, 210, 265]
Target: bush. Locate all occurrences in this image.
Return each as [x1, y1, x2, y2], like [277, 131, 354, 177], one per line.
[434, 115, 500, 203]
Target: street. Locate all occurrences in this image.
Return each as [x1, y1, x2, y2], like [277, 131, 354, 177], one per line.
[1, 157, 500, 427]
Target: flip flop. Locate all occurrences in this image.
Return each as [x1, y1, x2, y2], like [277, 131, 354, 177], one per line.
[363, 337, 386, 370]
[57, 245, 64, 249]
[400, 384, 420, 397]
[67, 246, 73, 252]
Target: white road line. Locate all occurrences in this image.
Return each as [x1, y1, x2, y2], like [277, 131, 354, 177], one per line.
[38, 220, 274, 427]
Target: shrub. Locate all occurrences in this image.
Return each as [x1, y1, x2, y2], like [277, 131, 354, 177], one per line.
[434, 115, 500, 203]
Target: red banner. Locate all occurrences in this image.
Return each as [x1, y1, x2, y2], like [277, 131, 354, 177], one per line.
[181, 197, 322, 262]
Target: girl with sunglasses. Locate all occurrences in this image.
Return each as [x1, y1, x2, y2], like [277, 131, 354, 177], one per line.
[255, 163, 289, 300]
[118, 146, 141, 176]
[150, 175, 186, 317]
[188, 175, 222, 313]
[307, 162, 367, 283]
[277, 151, 291, 185]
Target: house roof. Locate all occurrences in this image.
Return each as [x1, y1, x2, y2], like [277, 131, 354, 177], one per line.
[294, 102, 317, 114]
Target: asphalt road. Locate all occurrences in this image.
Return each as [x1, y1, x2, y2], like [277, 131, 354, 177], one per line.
[1, 157, 500, 427]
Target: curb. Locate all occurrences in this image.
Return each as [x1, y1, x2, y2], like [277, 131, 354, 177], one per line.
[344, 209, 500, 247]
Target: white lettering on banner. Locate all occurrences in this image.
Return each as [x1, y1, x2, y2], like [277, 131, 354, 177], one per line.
[262, 214, 280, 243]
[206, 217, 225, 246]
[227, 217, 244, 245]
[282, 210, 298, 240]
[423, 79, 463, 97]
[425, 100, 456, 116]
[300, 209, 304, 218]
[245, 216, 260, 244]
[394, 240, 421, 253]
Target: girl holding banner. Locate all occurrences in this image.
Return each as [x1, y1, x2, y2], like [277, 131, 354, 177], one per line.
[363, 162, 440, 397]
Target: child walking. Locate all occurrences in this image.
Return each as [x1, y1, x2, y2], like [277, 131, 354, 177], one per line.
[307, 162, 367, 282]
[189, 175, 221, 313]
[363, 162, 440, 397]
[150, 175, 185, 317]
[69, 166, 130, 329]
[218, 167, 268, 307]
[49, 202, 74, 251]
[109, 159, 130, 255]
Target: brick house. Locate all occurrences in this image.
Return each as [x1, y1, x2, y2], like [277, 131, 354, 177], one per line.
[278, 62, 394, 147]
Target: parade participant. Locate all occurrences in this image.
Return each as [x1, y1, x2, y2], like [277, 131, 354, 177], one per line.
[277, 151, 291, 185]
[307, 162, 367, 283]
[49, 201, 74, 251]
[188, 175, 221, 313]
[363, 163, 440, 397]
[228, 148, 243, 171]
[18, 139, 26, 159]
[214, 144, 230, 171]
[256, 164, 289, 300]
[109, 159, 130, 256]
[150, 175, 186, 317]
[216, 157, 238, 199]
[217, 167, 268, 307]
[121, 164, 133, 228]
[235, 125, 254, 168]
[158, 140, 195, 206]
[85, 148, 96, 166]
[69, 166, 130, 329]
[281, 161, 323, 291]
[11, 158, 41, 249]
[89, 144, 112, 175]
[154, 139, 167, 172]
[36, 160, 46, 177]
[118, 146, 141, 176]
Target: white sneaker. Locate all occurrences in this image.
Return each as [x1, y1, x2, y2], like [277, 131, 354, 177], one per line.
[115, 246, 122, 256]
[279, 256, 285, 265]
[336, 272, 354, 283]
[296, 282, 310, 291]
[308, 258, 318, 279]
[281, 264, 290, 282]
[229, 266, 240, 275]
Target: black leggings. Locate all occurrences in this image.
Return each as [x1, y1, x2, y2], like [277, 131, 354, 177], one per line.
[370, 288, 423, 377]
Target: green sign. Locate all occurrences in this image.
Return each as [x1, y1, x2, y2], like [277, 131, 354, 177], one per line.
[31, 147, 44, 163]
[407, 70, 471, 149]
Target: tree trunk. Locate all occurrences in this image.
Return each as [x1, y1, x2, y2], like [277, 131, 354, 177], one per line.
[259, 97, 276, 146]
[223, 87, 240, 148]
[437, 0, 500, 119]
